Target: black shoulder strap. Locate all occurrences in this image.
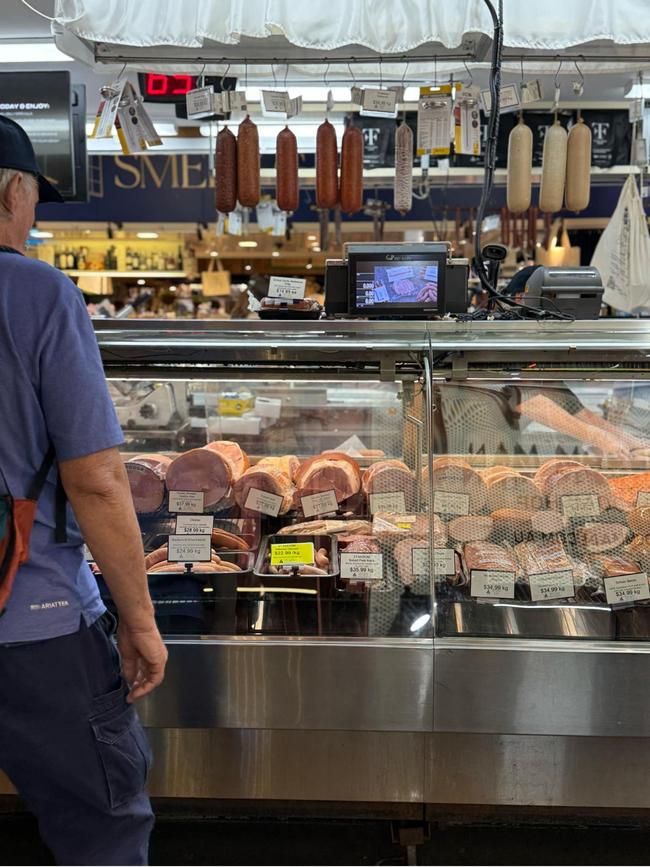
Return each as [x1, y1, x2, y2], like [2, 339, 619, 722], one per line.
[26, 446, 55, 501]
[0, 446, 67, 543]
[55, 474, 68, 544]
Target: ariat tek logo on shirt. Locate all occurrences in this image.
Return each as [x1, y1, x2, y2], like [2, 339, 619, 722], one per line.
[29, 600, 71, 611]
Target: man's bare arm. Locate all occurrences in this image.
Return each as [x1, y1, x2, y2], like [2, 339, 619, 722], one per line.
[59, 447, 167, 700]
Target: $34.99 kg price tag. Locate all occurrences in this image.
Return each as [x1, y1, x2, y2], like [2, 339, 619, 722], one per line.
[470, 570, 515, 599]
[340, 552, 383, 582]
[529, 570, 575, 602]
[604, 572, 650, 605]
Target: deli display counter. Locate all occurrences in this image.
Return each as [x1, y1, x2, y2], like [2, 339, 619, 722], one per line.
[92, 319, 650, 813]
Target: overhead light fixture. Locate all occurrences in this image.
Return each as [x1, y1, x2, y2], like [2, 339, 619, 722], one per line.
[307, 234, 317, 241]
[271, 250, 280, 257]
[29, 228, 53, 239]
[137, 279, 146, 285]
[238, 240, 258, 248]
[209, 250, 219, 257]
[311, 245, 321, 253]
[137, 231, 159, 239]
[1, 41, 70, 64]
[244, 263, 252, 271]
[305, 259, 313, 270]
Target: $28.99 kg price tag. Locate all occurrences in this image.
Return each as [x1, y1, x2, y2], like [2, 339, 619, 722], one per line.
[175, 514, 214, 535]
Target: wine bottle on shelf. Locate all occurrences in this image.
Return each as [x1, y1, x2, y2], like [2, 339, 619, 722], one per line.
[66, 248, 75, 270]
[125, 247, 133, 270]
[131, 249, 140, 270]
[177, 246, 183, 270]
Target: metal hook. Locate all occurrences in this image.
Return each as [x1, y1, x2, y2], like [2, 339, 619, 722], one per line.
[400, 56, 410, 88]
[463, 59, 474, 86]
[272, 60, 278, 88]
[324, 60, 331, 89]
[378, 55, 383, 89]
[116, 61, 127, 82]
[347, 59, 357, 86]
[283, 62, 289, 90]
[520, 56, 524, 86]
[220, 63, 230, 90]
[554, 56, 562, 89]
[574, 57, 584, 87]
[244, 58, 248, 89]
[434, 54, 438, 85]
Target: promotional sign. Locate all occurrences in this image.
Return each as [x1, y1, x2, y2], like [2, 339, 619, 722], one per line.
[0, 71, 75, 198]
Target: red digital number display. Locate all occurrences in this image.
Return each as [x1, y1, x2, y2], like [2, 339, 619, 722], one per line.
[142, 73, 197, 100]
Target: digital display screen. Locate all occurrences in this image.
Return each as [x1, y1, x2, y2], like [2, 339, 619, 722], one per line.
[140, 74, 198, 102]
[354, 260, 439, 308]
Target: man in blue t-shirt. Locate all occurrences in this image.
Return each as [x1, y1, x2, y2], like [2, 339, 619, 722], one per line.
[0, 116, 167, 864]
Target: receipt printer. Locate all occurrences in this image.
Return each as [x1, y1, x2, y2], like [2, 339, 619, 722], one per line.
[521, 266, 604, 319]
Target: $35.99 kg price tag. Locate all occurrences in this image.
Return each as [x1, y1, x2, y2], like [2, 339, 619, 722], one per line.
[340, 552, 383, 582]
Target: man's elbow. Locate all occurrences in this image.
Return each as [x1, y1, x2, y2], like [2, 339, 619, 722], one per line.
[59, 447, 127, 501]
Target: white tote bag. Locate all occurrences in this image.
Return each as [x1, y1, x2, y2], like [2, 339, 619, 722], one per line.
[591, 175, 650, 312]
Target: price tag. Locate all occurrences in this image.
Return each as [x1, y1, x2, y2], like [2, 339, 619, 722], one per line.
[456, 101, 481, 156]
[255, 396, 282, 420]
[604, 572, 650, 605]
[521, 79, 544, 104]
[168, 491, 205, 514]
[340, 552, 383, 581]
[186, 85, 215, 118]
[227, 210, 243, 234]
[301, 489, 339, 518]
[412, 547, 457, 577]
[91, 81, 125, 138]
[481, 83, 520, 113]
[433, 491, 469, 516]
[287, 96, 302, 118]
[270, 542, 315, 566]
[470, 570, 516, 599]
[175, 514, 214, 535]
[529, 570, 575, 602]
[83, 544, 93, 562]
[561, 494, 600, 518]
[167, 535, 212, 563]
[360, 88, 398, 117]
[369, 491, 407, 514]
[262, 90, 291, 114]
[268, 276, 306, 300]
[411, 546, 429, 575]
[417, 96, 452, 155]
[637, 492, 650, 506]
[244, 487, 283, 517]
[222, 90, 248, 112]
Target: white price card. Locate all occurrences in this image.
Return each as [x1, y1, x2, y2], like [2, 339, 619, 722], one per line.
[175, 514, 214, 535]
[245, 487, 283, 517]
[167, 534, 212, 563]
[268, 276, 306, 300]
[604, 572, 650, 605]
[637, 492, 650, 506]
[360, 88, 398, 117]
[261, 90, 290, 114]
[92, 82, 125, 138]
[301, 489, 339, 518]
[521, 79, 544, 104]
[286, 96, 303, 118]
[481, 83, 520, 113]
[369, 491, 407, 514]
[168, 491, 205, 514]
[456, 101, 481, 156]
[416, 96, 452, 155]
[255, 396, 282, 420]
[561, 494, 600, 518]
[470, 570, 516, 599]
[433, 491, 469, 516]
[340, 552, 384, 582]
[529, 570, 575, 602]
[225, 91, 248, 112]
[186, 85, 215, 118]
[412, 547, 457, 576]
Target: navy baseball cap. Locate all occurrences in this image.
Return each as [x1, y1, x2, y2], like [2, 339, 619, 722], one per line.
[0, 114, 64, 204]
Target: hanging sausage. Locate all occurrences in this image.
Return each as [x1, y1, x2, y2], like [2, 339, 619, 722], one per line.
[315, 119, 339, 209]
[339, 125, 364, 214]
[394, 121, 413, 215]
[236, 115, 260, 208]
[215, 126, 237, 215]
[539, 118, 568, 213]
[506, 116, 533, 214]
[275, 126, 299, 212]
[565, 115, 592, 212]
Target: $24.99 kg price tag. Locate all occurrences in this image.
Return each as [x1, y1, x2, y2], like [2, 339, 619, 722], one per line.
[470, 570, 515, 599]
[340, 552, 383, 582]
[167, 535, 212, 563]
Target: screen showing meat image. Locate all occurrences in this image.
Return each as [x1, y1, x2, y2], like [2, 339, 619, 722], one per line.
[355, 260, 439, 308]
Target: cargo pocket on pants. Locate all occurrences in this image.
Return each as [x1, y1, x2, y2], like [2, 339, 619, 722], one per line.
[90, 688, 153, 809]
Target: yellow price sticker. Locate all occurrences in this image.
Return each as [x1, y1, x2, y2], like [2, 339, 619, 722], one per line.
[270, 542, 315, 566]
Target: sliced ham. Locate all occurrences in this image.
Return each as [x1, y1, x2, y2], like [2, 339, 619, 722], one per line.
[491, 508, 533, 540]
[448, 515, 494, 544]
[431, 456, 472, 471]
[531, 509, 567, 535]
[423, 463, 488, 512]
[362, 459, 417, 509]
[480, 465, 519, 481]
[487, 475, 545, 513]
[463, 542, 519, 575]
[232, 464, 295, 515]
[394, 538, 430, 586]
[514, 538, 573, 575]
[628, 507, 650, 536]
[296, 452, 361, 503]
[166, 447, 233, 508]
[547, 467, 612, 512]
[204, 440, 249, 480]
[125, 455, 170, 514]
[341, 538, 381, 554]
[277, 519, 372, 536]
[625, 536, 650, 572]
[534, 459, 585, 495]
[610, 471, 650, 506]
[590, 553, 641, 578]
[576, 521, 629, 554]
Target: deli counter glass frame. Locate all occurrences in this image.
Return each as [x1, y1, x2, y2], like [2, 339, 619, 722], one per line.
[91, 319, 650, 812]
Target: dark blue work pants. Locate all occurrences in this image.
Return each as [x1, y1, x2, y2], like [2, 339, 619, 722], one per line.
[0, 613, 154, 865]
